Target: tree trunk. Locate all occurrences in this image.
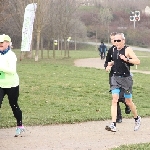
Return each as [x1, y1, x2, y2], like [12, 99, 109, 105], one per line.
[67, 42, 70, 58]
[60, 38, 63, 55]
[35, 30, 40, 61]
[64, 38, 67, 57]
[47, 40, 50, 59]
[53, 40, 55, 59]
[41, 36, 43, 59]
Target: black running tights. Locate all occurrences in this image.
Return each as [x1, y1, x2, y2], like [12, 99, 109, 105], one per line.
[0, 86, 22, 126]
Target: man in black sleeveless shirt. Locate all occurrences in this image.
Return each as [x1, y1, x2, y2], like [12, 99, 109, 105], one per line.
[104, 32, 131, 123]
[105, 33, 141, 132]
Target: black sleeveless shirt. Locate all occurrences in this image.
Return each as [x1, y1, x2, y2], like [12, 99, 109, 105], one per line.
[112, 46, 130, 77]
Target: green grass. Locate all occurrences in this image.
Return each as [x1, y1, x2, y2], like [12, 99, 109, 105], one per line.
[0, 48, 150, 148]
[1, 54, 111, 127]
[130, 51, 150, 71]
[112, 143, 150, 150]
[1, 48, 150, 127]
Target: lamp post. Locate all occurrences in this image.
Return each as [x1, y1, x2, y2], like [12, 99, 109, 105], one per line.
[130, 11, 140, 29]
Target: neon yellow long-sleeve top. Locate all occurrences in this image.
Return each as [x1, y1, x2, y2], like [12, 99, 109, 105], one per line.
[0, 50, 19, 88]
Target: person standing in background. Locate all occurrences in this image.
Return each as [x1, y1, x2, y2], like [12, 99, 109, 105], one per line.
[99, 42, 107, 60]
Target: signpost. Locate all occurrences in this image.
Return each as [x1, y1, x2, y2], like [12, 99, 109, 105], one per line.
[130, 11, 140, 29]
[130, 11, 140, 69]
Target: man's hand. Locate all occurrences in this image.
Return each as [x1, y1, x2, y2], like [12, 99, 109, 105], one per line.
[108, 62, 113, 66]
[105, 61, 113, 72]
[119, 54, 127, 61]
[106, 66, 111, 72]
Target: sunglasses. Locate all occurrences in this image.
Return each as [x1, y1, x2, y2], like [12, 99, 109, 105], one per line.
[114, 40, 121, 42]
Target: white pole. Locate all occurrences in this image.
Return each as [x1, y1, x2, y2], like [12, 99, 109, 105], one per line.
[134, 20, 136, 29]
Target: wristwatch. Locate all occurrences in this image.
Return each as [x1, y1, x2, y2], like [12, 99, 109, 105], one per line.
[127, 58, 130, 62]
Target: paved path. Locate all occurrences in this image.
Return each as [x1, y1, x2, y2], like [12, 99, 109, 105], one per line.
[0, 118, 150, 150]
[74, 58, 150, 74]
[86, 42, 150, 52]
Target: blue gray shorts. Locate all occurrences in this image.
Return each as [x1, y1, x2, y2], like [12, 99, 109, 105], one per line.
[112, 88, 132, 98]
[111, 75, 133, 98]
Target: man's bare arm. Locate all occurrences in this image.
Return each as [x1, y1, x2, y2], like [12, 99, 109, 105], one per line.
[121, 47, 140, 65]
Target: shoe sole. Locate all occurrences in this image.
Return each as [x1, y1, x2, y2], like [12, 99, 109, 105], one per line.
[134, 117, 141, 131]
[14, 135, 20, 137]
[105, 126, 116, 132]
[14, 129, 25, 137]
[134, 124, 141, 131]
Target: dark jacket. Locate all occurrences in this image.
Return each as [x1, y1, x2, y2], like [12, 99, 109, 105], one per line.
[99, 43, 107, 53]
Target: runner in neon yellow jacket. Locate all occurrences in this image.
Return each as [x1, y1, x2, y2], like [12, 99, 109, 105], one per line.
[0, 34, 25, 137]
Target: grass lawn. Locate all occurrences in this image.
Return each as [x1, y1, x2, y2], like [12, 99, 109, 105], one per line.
[112, 143, 150, 150]
[1, 47, 150, 127]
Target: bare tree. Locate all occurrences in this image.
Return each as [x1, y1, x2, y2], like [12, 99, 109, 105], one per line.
[99, 7, 113, 43]
[42, 0, 82, 58]
[33, 0, 51, 61]
[1, 0, 149, 57]
[7, 0, 35, 59]
[0, 0, 12, 31]
[53, 0, 81, 57]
